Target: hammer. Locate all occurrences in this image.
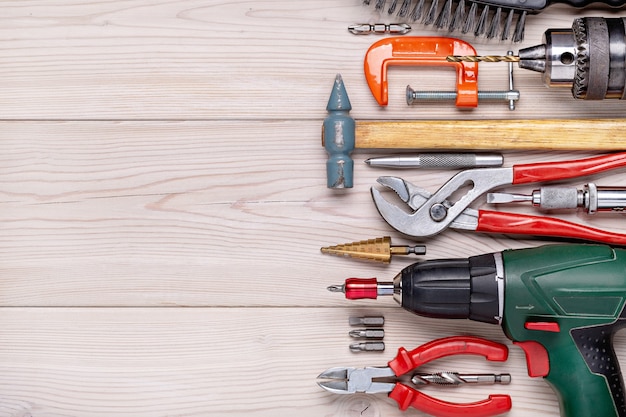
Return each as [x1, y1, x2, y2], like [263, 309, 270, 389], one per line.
[322, 74, 626, 189]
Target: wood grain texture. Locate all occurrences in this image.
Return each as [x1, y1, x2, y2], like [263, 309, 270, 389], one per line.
[355, 119, 626, 149]
[3, 1, 626, 416]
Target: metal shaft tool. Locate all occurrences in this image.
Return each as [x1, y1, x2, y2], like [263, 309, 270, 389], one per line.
[365, 153, 504, 169]
[412, 372, 511, 386]
[487, 183, 626, 213]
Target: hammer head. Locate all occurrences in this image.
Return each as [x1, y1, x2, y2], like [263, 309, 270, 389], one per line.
[323, 74, 355, 189]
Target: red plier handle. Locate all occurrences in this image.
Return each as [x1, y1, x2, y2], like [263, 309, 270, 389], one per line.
[388, 336, 511, 417]
[476, 210, 626, 245]
[513, 152, 626, 184]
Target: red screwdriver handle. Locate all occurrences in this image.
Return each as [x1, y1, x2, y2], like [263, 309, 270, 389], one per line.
[389, 386, 512, 417]
[388, 336, 509, 375]
[513, 152, 626, 184]
[476, 210, 626, 245]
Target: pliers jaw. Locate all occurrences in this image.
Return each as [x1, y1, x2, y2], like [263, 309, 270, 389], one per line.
[372, 176, 481, 238]
[371, 176, 440, 238]
[317, 366, 396, 394]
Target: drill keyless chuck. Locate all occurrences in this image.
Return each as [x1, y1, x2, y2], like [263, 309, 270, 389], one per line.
[519, 17, 626, 100]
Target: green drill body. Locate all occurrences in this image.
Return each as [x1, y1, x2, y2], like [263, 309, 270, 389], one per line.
[383, 244, 626, 417]
[502, 244, 626, 417]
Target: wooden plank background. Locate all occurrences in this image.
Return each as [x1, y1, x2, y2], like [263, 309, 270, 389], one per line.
[2, 1, 626, 416]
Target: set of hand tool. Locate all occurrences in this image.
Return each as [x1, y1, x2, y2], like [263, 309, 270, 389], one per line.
[317, 3, 626, 417]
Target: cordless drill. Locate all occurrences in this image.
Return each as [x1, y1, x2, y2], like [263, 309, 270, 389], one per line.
[329, 244, 626, 417]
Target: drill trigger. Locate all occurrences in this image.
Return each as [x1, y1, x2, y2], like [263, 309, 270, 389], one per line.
[513, 341, 550, 377]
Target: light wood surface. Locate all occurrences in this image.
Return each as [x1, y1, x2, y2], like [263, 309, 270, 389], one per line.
[3, 1, 626, 416]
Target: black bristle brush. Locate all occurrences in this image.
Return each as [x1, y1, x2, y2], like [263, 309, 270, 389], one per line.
[363, 0, 625, 42]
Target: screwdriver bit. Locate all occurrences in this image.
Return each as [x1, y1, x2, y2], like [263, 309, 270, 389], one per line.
[321, 236, 426, 263]
[349, 328, 385, 340]
[348, 23, 411, 35]
[349, 342, 385, 352]
[349, 316, 385, 327]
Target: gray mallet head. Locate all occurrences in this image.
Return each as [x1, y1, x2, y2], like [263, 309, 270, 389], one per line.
[322, 74, 355, 189]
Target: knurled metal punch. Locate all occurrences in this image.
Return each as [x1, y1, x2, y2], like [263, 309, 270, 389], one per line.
[318, 336, 512, 417]
[371, 152, 626, 244]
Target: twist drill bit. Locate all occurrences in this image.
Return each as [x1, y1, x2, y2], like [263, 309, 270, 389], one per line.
[321, 236, 426, 263]
[446, 55, 521, 63]
[412, 372, 512, 386]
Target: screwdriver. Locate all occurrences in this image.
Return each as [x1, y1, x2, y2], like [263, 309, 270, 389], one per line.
[487, 183, 626, 213]
[321, 236, 426, 263]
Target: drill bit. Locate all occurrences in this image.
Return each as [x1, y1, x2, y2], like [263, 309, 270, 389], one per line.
[447, 55, 521, 62]
[321, 236, 426, 263]
[412, 372, 512, 386]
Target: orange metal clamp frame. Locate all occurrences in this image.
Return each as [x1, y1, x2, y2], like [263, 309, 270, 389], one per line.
[364, 37, 479, 107]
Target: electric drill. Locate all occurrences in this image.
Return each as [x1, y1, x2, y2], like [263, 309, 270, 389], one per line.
[329, 244, 626, 417]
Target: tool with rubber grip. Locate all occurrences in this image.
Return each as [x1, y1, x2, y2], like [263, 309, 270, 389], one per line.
[334, 244, 626, 417]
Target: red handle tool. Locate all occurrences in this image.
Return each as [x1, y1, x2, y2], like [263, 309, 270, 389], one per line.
[388, 336, 512, 417]
[513, 152, 626, 184]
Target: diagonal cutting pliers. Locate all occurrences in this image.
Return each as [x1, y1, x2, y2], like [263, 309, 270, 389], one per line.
[317, 336, 512, 417]
[371, 152, 626, 244]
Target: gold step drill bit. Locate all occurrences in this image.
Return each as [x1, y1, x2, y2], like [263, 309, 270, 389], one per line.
[321, 236, 426, 264]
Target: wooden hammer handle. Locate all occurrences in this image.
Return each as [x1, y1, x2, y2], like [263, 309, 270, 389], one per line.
[355, 119, 626, 150]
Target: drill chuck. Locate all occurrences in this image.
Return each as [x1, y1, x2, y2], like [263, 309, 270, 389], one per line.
[519, 17, 626, 99]
[332, 254, 504, 324]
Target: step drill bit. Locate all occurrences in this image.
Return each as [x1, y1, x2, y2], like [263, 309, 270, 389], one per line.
[321, 236, 426, 263]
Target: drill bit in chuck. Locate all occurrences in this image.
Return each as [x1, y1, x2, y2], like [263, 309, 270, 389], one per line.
[447, 55, 521, 63]
[321, 236, 426, 263]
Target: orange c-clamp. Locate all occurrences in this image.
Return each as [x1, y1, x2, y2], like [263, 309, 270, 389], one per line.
[364, 37, 480, 108]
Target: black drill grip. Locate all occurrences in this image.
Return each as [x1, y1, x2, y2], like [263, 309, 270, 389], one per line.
[400, 254, 500, 324]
